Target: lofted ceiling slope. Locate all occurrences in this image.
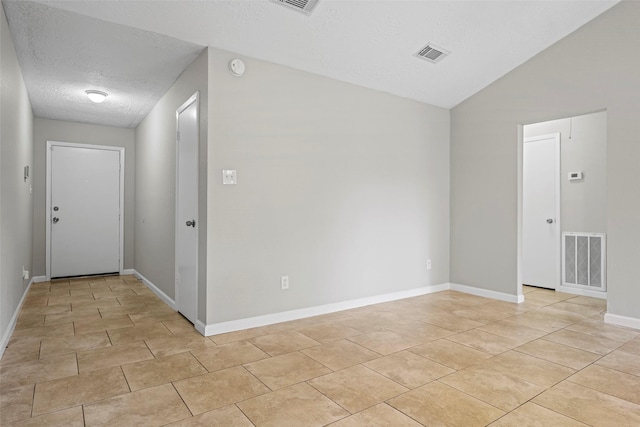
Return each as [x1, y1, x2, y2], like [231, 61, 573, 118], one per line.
[3, 0, 620, 128]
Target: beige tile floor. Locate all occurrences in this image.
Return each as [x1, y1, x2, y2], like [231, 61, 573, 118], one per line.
[1, 276, 639, 426]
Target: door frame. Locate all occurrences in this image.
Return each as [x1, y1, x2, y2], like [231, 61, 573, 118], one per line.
[521, 132, 561, 290]
[45, 141, 125, 280]
[174, 92, 199, 322]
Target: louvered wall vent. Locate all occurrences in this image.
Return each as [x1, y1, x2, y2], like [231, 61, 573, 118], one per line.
[270, 0, 319, 15]
[415, 43, 450, 64]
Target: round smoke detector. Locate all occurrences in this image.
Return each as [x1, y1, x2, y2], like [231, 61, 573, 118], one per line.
[228, 59, 246, 77]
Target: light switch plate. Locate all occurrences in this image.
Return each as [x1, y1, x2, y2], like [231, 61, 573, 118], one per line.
[222, 170, 237, 185]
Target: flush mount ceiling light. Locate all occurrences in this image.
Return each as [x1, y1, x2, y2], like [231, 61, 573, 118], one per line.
[85, 90, 108, 103]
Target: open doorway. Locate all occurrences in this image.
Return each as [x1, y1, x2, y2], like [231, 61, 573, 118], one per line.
[520, 110, 607, 299]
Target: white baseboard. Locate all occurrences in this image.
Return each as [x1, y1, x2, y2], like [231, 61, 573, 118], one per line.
[557, 285, 607, 300]
[122, 269, 135, 276]
[201, 283, 451, 336]
[0, 278, 34, 360]
[449, 283, 524, 304]
[604, 313, 640, 331]
[32, 276, 47, 283]
[131, 269, 176, 310]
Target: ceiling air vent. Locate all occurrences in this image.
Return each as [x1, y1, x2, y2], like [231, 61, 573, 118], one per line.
[415, 43, 450, 64]
[270, 0, 319, 15]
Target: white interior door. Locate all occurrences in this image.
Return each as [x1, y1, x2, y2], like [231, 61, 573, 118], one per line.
[176, 93, 199, 324]
[522, 133, 560, 289]
[47, 142, 123, 279]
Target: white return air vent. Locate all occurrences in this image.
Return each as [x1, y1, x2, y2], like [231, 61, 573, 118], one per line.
[563, 232, 606, 292]
[270, 0, 319, 15]
[415, 43, 450, 64]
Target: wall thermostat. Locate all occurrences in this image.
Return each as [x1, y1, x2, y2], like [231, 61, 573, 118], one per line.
[228, 59, 245, 77]
[568, 171, 583, 181]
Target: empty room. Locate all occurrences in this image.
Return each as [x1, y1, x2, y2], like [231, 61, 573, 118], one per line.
[1, 0, 638, 426]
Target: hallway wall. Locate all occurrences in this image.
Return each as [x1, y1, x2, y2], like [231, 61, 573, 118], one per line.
[0, 4, 34, 353]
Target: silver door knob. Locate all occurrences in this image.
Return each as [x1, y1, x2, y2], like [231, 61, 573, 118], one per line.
[52, 217, 60, 223]
[186, 220, 196, 227]
[546, 218, 554, 224]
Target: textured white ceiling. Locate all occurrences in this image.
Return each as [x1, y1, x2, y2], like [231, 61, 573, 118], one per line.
[3, 0, 620, 128]
[2, 1, 203, 128]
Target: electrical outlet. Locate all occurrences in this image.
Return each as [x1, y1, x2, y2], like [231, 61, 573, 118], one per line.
[281, 276, 289, 290]
[22, 267, 29, 280]
[427, 259, 432, 270]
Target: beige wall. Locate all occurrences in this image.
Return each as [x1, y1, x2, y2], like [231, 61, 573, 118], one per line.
[451, 1, 639, 319]
[524, 110, 607, 234]
[206, 48, 450, 324]
[0, 4, 34, 348]
[135, 48, 208, 318]
[32, 119, 136, 276]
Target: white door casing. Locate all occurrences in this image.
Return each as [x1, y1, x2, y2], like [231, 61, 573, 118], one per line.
[46, 142, 124, 279]
[522, 133, 561, 289]
[175, 93, 199, 324]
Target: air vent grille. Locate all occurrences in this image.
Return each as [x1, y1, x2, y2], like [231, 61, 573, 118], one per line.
[415, 43, 450, 64]
[270, 0, 319, 15]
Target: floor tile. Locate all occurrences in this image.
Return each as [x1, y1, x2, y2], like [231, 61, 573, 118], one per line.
[596, 350, 640, 376]
[568, 364, 640, 405]
[533, 381, 640, 426]
[364, 350, 454, 389]
[0, 384, 34, 424]
[301, 339, 380, 371]
[249, 330, 321, 356]
[77, 342, 154, 373]
[446, 329, 523, 355]
[548, 301, 605, 317]
[616, 337, 640, 355]
[122, 352, 207, 391]
[501, 309, 576, 333]
[83, 383, 190, 426]
[191, 340, 269, 372]
[106, 321, 172, 345]
[514, 338, 601, 370]
[237, 382, 349, 427]
[482, 350, 575, 387]
[330, 402, 423, 427]
[39, 331, 111, 358]
[244, 351, 331, 390]
[488, 402, 589, 426]
[308, 364, 408, 413]
[388, 381, 505, 427]
[10, 322, 74, 340]
[174, 366, 270, 415]
[32, 366, 130, 416]
[0, 354, 77, 387]
[565, 319, 640, 343]
[14, 314, 45, 329]
[73, 315, 134, 335]
[145, 334, 217, 358]
[164, 404, 254, 426]
[440, 365, 544, 411]
[386, 319, 456, 342]
[44, 310, 101, 326]
[296, 323, 361, 343]
[6, 406, 84, 427]
[347, 330, 421, 355]
[409, 338, 493, 370]
[544, 329, 624, 355]
[477, 320, 547, 344]
[418, 312, 485, 332]
[0, 336, 41, 366]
